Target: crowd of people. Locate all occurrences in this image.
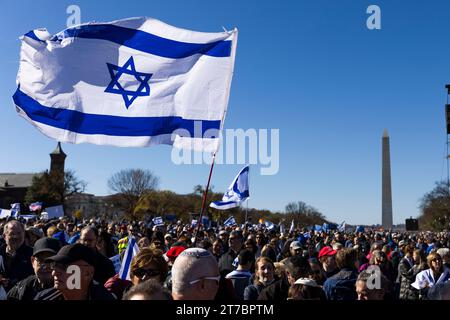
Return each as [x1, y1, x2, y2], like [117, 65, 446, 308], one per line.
[1, 215, 450, 300]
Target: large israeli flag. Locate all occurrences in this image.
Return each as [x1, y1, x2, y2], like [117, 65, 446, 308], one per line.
[210, 165, 249, 210]
[13, 17, 238, 152]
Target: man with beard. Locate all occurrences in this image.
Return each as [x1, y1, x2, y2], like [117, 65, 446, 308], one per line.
[7, 237, 61, 300]
[0, 220, 34, 291]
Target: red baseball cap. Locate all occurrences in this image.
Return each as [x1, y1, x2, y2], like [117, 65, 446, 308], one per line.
[318, 246, 337, 258]
[166, 246, 186, 262]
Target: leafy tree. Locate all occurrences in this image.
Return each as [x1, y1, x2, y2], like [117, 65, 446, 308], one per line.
[418, 181, 450, 231]
[25, 170, 87, 208]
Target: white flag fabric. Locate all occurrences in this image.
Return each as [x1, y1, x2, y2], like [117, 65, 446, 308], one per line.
[210, 165, 249, 210]
[0, 209, 12, 219]
[13, 17, 238, 152]
[119, 236, 139, 280]
[289, 220, 295, 233]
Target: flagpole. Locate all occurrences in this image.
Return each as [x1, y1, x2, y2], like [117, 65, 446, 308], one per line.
[244, 198, 249, 223]
[193, 153, 217, 246]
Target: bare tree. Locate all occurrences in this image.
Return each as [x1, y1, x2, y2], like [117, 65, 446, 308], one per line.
[108, 169, 159, 217]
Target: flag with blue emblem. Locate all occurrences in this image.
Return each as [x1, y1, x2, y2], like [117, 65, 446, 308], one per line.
[13, 17, 238, 152]
[152, 216, 164, 226]
[191, 219, 198, 228]
[223, 216, 237, 227]
[10, 203, 20, 218]
[210, 165, 249, 210]
[119, 236, 139, 280]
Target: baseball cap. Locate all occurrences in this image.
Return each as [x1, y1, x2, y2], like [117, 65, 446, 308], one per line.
[290, 241, 302, 250]
[166, 246, 186, 262]
[33, 237, 61, 256]
[45, 243, 96, 266]
[318, 246, 337, 258]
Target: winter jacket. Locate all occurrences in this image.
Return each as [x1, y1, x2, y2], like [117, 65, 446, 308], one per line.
[6, 275, 50, 301]
[218, 248, 240, 277]
[0, 243, 33, 291]
[93, 250, 116, 286]
[34, 281, 116, 300]
[398, 258, 422, 300]
[323, 268, 358, 300]
[257, 274, 290, 301]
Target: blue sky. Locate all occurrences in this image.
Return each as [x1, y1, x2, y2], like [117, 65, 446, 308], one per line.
[1, 0, 449, 225]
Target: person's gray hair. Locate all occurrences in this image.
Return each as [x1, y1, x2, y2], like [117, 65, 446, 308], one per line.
[81, 225, 98, 238]
[3, 220, 25, 235]
[437, 248, 450, 258]
[171, 248, 218, 295]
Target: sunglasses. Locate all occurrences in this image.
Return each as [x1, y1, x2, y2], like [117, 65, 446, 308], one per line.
[133, 268, 161, 279]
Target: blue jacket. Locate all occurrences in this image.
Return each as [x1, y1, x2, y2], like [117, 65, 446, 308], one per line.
[323, 268, 358, 300]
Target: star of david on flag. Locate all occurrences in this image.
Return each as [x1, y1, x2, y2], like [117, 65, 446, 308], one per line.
[105, 56, 152, 109]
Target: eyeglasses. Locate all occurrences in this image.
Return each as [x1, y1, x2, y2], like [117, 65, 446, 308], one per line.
[34, 258, 51, 267]
[189, 276, 221, 285]
[133, 268, 161, 279]
[49, 262, 91, 272]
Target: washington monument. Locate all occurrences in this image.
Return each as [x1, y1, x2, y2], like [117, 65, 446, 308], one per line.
[382, 129, 393, 229]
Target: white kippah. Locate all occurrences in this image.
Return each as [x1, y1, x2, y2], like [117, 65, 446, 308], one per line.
[294, 278, 319, 287]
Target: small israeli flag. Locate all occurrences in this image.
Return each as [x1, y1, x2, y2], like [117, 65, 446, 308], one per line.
[210, 165, 249, 210]
[223, 216, 237, 227]
[152, 216, 164, 226]
[337, 221, 346, 232]
[191, 219, 198, 228]
[10, 203, 20, 218]
[265, 220, 275, 231]
[119, 236, 139, 280]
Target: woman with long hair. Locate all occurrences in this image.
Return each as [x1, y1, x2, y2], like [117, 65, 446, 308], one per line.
[244, 256, 275, 300]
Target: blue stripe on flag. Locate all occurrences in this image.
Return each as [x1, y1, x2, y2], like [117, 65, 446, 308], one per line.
[24, 31, 46, 43]
[119, 238, 136, 279]
[56, 24, 232, 59]
[13, 89, 221, 137]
